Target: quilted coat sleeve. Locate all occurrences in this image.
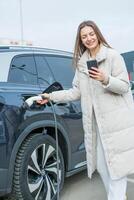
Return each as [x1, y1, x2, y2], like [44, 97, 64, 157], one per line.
[49, 69, 81, 103]
[103, 52, 130, 94]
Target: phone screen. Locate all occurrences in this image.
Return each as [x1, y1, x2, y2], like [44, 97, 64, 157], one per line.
[87, 60, 98, 70]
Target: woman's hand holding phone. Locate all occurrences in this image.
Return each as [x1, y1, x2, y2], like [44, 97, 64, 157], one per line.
[88, 67, 106, 82]
[87, 60, 108, 84]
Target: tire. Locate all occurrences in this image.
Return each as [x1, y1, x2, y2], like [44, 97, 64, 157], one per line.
[10, 134, 65, 200]
[3, 194, 16, 200]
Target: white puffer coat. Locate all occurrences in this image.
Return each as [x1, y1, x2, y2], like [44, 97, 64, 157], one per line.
[49, 45, 134, 180]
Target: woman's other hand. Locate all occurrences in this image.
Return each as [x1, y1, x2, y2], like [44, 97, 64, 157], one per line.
[36, 93, 50, 105]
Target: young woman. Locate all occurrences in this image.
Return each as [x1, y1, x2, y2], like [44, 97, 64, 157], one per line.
[40, 21, 134, 200]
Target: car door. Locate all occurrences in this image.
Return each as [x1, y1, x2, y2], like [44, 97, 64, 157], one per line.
[44, 55, 86, 169]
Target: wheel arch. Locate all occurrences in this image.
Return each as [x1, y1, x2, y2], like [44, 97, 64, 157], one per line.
[7, 118, 71, 191]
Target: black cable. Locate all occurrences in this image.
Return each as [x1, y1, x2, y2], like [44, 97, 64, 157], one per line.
[48, 100, 60, 200]
[37, 78, 60, 200]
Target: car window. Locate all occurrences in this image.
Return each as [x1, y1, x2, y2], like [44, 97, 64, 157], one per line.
[122, 52, 134, 73]
[34, 55, 54, 86]
[8, 55, 38, 85]
[121, 52, 134, 94]
[45, 55, 74, 87]
[122, 52, 134, 81]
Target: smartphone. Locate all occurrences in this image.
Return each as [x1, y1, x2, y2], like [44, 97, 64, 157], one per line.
[87, 59, 98, 70]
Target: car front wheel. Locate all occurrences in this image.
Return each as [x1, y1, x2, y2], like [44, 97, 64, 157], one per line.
[12, 133, 65, 200]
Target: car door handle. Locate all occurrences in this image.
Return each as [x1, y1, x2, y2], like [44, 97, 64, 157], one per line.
[56, 102, 68, 106]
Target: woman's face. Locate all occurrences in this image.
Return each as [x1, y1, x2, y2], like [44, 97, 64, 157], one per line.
[80, 26, 99, 51]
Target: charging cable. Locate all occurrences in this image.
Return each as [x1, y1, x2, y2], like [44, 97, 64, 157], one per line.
[25, 96, 60, 200]
[49, 100, 60, 200]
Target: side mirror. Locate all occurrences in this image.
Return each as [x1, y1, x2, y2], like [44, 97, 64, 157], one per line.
[42, 82, 63, 107]
[42, 82, 63, 93]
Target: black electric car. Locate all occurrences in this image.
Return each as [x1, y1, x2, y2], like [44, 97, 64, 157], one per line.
[0, 46, 86, 200]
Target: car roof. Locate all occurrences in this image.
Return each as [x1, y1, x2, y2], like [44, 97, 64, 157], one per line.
[0, 45, 73, 57]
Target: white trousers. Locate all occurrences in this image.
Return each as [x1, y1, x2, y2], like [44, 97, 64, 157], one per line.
[96, 127, 127, 200]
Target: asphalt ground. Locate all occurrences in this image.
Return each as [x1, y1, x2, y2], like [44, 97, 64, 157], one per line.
[60, 170, 134, 200]
[0, 170, 133, 200]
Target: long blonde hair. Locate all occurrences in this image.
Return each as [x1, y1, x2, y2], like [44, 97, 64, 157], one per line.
[73, 20, 111, 67]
